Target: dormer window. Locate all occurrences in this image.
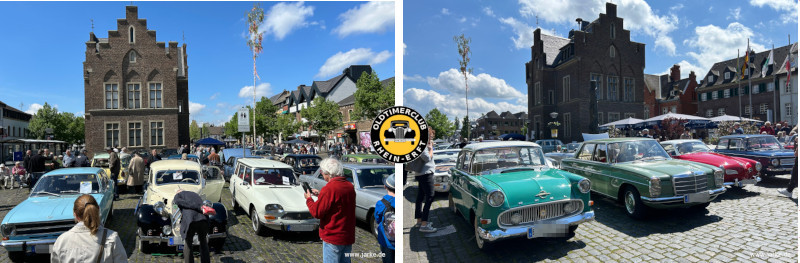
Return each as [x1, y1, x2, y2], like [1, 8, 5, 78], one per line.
[129, 26, 135, 44]
[707, 75, 713, 83]
[724, 72, 730, 80]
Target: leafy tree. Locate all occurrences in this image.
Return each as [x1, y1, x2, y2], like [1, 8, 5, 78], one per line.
[27, 103, 85, 144]
[300, 97, 342, 139]
[223, 107, 253, 139]
[190, 120, 201, 140]
[275, 113, 301, 141]
[201, 123, 209, 138]
[454, 33, 473, 139]
[426, 108, 454, 140]
[353, 71, 394, 121]
[460, 116, 470, 139]
[453, 116, 460, 132]
[254, 96, 279, 139]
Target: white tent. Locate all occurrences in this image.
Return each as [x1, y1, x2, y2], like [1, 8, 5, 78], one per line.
[709, 114, 762, 123]
[600, 117, 644, 128]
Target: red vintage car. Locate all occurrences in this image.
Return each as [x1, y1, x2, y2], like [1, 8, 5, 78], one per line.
[660, 139, 761, 187]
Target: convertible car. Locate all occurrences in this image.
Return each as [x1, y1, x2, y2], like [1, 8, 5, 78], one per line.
[661, 139, 761, 187]
[449, 141, 594, 250]
[1, 168, 115, 261]
[713, 135, 795, 176]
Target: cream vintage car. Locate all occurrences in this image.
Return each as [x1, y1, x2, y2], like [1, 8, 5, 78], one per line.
[229, 158, 319, 236]
[134, 160, 228, 253]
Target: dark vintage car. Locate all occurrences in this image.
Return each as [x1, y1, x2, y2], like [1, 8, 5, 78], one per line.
[661, 139, 761, 187]
[384, 120, 416, 145]
[282, 154, 322, 178]
[535, 139, 564, 154]
[713, 135, 795, 176]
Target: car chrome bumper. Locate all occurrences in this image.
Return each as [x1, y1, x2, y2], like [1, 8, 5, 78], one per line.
[1, 238, 58, 253]
[263, 220, 319, 232]
[766, 167, 792, 172]
[723, 176, 761, 187]
[476, 211, 595, 242]
[138, 231, 227, 245]
[640, 187, 726, 204]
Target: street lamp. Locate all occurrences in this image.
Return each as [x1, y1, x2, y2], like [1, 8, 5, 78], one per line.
[549, 112, 558, 139]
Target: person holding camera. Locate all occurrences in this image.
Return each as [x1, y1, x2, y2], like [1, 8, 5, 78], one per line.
[304, 158, 356, 263]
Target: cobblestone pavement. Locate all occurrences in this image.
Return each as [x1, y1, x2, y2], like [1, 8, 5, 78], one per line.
[403, 173, 798, 263]
[0, 181, 383, 262]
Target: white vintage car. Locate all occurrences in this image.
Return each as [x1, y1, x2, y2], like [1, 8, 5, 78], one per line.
[229, 158, 319, 235]
[135, 160, 228, 253]
[432, 149, 460, 192]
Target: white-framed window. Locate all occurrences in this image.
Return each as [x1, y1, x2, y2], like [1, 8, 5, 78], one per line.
[725, 72, 730, 80]
[785, 80, 792, 93]
[643, 107, 650, 119]
[718, 108, 726, 116]
[105, 122, 120, 148]
[534, 82, 541, 105]
[712, 91, 718, 100]
[564, 113, 571, 138]
[562, 76, 570, 102]
[150, 121, 164, 146]
[767, 82, 775, 92]
[700, 93, 706, 102]
[609, 46, 615, 58]
[623, 78, 634, 102]
[723, 89, 730, 98]
[706, 109, 714, 118]
[753, 85, 760, 94]
[597, 112, 603, 124]
[671, 106, 677, 113]
[591, 73, 603, 100]
[104, 83, 119, 109]
[127, 83, 141, 109]
[744, 105, 752, 116]
[129, 51, 137, 63]
[707, 75, 713, 83]
[149, 83, 163, 108]
[786, 103, 793, 118]
[129, 26, 135, 44]
[608, 112, 620, 123]
[607, 76, 618, 101]
[128, 122, 142, 147]
[610, 23, 616, 39]
[760, 103, 768, 114]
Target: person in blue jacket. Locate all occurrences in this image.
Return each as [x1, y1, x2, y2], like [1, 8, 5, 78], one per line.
[375, 174, 395, 263]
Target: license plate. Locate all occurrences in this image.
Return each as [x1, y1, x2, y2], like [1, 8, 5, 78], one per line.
[684, 191, 710, 203]
[287, 224, 315, 232]
[31, 244, 51, 254]
[739, 179, 756, 185]
[177, 245, 184, 251]
[528, 224, 568, 238]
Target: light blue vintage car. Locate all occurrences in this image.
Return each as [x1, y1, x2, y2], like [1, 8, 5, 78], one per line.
[0, 167, 115, 261]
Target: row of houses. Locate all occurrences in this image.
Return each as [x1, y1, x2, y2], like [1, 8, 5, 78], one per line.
[474, 111, 528, 140]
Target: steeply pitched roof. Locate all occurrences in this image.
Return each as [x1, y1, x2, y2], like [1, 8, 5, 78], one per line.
[644, 74, 661, 99]
[699, 42, 796, 90]
[485, 110, 500, 118]
[380, 77, 394, 87]
[540, 33, 571, 66]
[313, 74, 346, 95]
[207, 126, 223, 135]
[338, 94, 355, 106]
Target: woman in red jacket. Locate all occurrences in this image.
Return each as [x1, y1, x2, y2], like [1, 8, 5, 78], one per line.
[305, 158, 356, 263]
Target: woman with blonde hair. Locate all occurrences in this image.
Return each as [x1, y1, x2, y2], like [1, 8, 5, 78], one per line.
[51, 194, 127, 262]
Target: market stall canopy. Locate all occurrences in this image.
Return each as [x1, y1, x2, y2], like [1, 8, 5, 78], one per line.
[638, 112, 711, 129]
[194, 137, 225, 146]
[599, 117, 643, 130]
[709, 114, 763, 123]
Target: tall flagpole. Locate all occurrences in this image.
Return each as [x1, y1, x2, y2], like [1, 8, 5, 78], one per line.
[738, 49, 741, 116]
[791, 34, 795, 126]
[747, 38, 753, 118]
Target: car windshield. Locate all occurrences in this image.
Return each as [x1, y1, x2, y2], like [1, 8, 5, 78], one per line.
[608, 140, 671, 163]
[434, 152, 459, 163]
[472, 146, 546, 175]
[155, 170, 200, 185]
[362, 158, 388, 164]
[92, 158, 109, 168]
[252, 168, 295, 185]
[674, 141, 711, 155]
[32, 173, 100, 196]
[298, 158, 321, 167]
[357, 168, 393, 188]
[746, 136, 782, 150]
[566, 143, 581, 152]
[205, 167, 222, 180]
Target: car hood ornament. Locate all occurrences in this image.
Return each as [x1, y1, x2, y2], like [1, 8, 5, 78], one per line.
[536, 190, 550, 199]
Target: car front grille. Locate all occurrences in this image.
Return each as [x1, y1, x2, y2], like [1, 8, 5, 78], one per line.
[780, 158, 795, 166]
[282, 212, 314, 220]
[498, 199, 583, 226]
[673, 172, 708, 195]
[14, 220, 75, 236]
[395, 128, 406, 138]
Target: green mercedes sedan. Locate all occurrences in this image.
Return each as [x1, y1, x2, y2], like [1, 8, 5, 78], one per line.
[561, 138, 725, 219]
[448, 141, 595, 250]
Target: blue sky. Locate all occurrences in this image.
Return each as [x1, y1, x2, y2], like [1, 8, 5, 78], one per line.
[0, 1, 395, 125]
[403, 0, 798, 121]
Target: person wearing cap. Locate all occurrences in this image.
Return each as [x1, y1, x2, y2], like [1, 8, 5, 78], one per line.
[374, 174, 395, 263]
[640, 129, 653, 139]
[107, 147, 121, 200]
[733, 122, 744, 134]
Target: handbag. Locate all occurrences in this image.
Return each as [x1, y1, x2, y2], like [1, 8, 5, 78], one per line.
[95, 228, 108, 263]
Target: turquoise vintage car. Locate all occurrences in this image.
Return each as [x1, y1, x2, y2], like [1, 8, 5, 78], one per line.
[561, 138, 725, 219]
[0, 167, 114, 261]
[448, 141, 594, 250]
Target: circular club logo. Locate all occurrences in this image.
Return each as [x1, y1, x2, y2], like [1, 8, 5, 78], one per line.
[371, 106, 429, 163]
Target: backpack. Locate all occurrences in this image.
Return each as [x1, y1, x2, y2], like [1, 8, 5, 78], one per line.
[380, 198, 395, 245]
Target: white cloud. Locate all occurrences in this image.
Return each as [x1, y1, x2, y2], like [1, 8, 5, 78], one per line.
[25, 103, 42, 115]
[683, 22, 766, 76]
[426, 68, 524, 99]
[403, 74, 425, 82]
[483, 7, 495, 17]
[458, 17, 467, 23]
[728, 7, 742, 20]
[499, 17, 556, 49]
[260, 2, 315, 40]
[238, 83, 271, 98]
[209, 92, 220, 100]
[316, 48, 392, 78]
[403, 43, 406, 56]
[749, 0, 798, 23]
[333, 2, 394, 37]
[441, 8, 450, 15]
[517, 0, 679, 55]
[189, 101, 206, 115]
[404, 88, 527, 120]
[670, 4, 684, 11]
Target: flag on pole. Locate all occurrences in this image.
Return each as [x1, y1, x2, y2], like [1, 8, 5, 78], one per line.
[761, 49, 774, 78]
[741, 47, 750, 80]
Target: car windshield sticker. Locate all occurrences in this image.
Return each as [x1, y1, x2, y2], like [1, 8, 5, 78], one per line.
[282, 176, 290, 185]
[173, 172, 183, 180]
[80, 181, 92, 194]
[256, 177, 265, 183]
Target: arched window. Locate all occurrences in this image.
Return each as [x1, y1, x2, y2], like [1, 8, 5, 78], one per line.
[129, 26, 135, 43]
[129, 50, 137, 63]
[609, 46, 615, 58]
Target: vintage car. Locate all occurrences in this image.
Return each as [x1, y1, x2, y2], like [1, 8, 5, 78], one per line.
[135, 160, 227, 253]
[159, 148, 179, 158]
[221, 148, 259, 181]
[535, 139, 564, 154]
[283, 154, 322, 178]
[432, 149, 460, 192]
[384, 120, 416, 145]
[448, 141, 594, 250]
[299, 163, 393, 236]
[167, 154, 201, 165]
[782, 134, 796, 150]
[661, 139, 761, 187]
[230, 158, 319, 235]
[91, 153, 130, 186]
[1, 168, 114, 261]
[341, 154, 389, 164]
[713, 135, 795, 176]
[561, 138, 725, 219]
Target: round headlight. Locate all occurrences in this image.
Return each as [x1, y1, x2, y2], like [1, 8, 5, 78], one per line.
[578, 179, 591, 194]
[771, 159, 779, 166]
[487, 190, 505, 207]
[563, 202, 575, 214]
[162, 225, 172, 235]
[755, 162, 762, 171]
[510, 213, 522, 225]
[154, 201, 167, 217]
[1, 224, 14, 236]
[265, 204, 284, 214]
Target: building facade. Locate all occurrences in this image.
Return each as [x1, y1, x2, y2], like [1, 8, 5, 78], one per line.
[83, 6, 189, 156]
[696, 43, 796, 123]
[0, 101, 31, 140]
[474, 111, 528, 140]
[643, 65, 699, 117]
[526, 3, 645, 143]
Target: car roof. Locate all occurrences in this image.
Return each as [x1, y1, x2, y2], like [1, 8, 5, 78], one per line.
[433, 149, 461, 154]
[285, 154, 321, 158]
[45, 167, 104, 176]
[169, 154, 199, 158]
[660, 139, 702, 144]
[150, 159, 202, 171]
[585, 137, 653, 143]
[92, 153, 129, 159]
[342, 163, 394, 169]
[720, 134, 773, 139]
[462, 141, 541, 151]
[237, 158, 292, 169]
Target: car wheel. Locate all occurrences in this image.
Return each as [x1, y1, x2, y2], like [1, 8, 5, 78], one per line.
[251, 207, 266, 236]
[623, 186, 649, 220]
[8, 251, 24, 262]
[473, 217, 491, 251]
[448, 193, 458, 215]
[369, 211, 379, 237]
